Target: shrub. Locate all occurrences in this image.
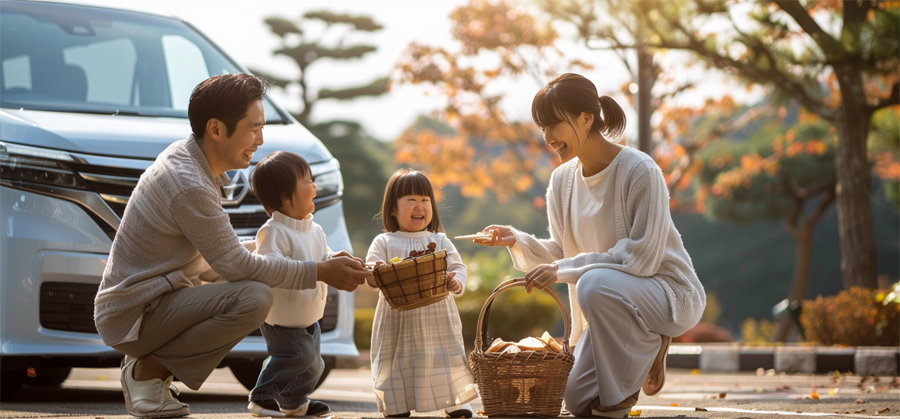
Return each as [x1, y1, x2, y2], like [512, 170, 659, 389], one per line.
[800, 287, 900, 346]
[740, 317, 777, 344]
[354, 307, 376, 350]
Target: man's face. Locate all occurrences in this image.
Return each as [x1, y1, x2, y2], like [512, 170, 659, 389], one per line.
[222, 99, 265, 172]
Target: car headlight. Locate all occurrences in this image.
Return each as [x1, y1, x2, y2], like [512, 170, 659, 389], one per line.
[0, 141, 87, 190]
[312, 159, 343, 198]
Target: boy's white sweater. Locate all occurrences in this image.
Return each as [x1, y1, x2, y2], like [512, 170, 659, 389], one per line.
[256, 211, 331, 328]
[507, 147, 706, 346]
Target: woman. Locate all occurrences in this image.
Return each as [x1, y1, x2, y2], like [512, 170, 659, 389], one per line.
[477, 73, 705, 418]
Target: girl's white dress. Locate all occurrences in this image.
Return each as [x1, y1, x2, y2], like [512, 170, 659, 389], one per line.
[366, 231, 478, 415]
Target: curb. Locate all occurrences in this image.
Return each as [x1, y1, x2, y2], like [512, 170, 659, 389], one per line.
[667, 344, 900, 375]
[340, 346, 900, 376]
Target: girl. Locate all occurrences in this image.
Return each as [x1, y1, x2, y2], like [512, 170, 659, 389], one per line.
[477, 73, 705, 418]
[366, 169, 477, 418]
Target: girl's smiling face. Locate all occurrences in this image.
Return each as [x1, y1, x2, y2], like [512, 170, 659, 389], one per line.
[392, 194, 433, 232]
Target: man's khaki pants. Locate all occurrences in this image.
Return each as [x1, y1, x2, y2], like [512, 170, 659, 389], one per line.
[113, 281, 273, 390]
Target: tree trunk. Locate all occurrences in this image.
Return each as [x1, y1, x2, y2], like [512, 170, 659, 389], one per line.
[636, 46, 654, 154]
[833, 65, 878, 289]
[775, 215, 815, 342]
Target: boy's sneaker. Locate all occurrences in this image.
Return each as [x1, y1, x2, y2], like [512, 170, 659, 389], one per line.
[281, 400, 331, 417]
[120, 355, 190, 418]
[248, 399, 285, 417]
[303, 400, 331, 417]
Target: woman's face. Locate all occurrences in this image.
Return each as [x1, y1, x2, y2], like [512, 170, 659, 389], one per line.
[392, 194, 433, 232]
[541, 111, 591, 163]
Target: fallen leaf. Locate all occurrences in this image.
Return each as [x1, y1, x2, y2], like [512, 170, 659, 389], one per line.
[810, 391, 820, 399]
[26, 368, 36, 378]
[628, 410, 641, 417]
[796, 411, 803, 414]
[695, 407, 708, 412]
[718, 392, 726, 399]
[854, 409, 866, 413]
[855, 399, 865, 404]
[828, 388, 837, 396]
[835, 411, 849, 414]
[878, 407, 891, 413]
[690, 369, 701, 375]
[669, 403, 679, 407]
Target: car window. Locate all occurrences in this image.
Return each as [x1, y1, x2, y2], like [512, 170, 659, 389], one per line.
[0, 1, 284, 123]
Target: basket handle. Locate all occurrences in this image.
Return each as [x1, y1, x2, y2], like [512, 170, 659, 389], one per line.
[474, 277, 571, 354]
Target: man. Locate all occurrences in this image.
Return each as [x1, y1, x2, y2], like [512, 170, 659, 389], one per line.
[94, 74, 370, 418]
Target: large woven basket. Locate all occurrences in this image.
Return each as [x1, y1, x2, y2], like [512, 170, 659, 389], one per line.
[469, 278, 575, 417]
[372, 249, 449, 311]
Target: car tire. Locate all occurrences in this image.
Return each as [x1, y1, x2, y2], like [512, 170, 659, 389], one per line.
[25, 366, 72, 386]
[0, 367, 25, 400]
[230, 357, 334, 392]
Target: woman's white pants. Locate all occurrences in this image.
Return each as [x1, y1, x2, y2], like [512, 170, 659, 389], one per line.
[564, 268, 696, 416]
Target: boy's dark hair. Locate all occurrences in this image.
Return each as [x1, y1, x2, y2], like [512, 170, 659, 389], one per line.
[379, 168, 442, 233]
[250, 151, 312, 216]
[188, 74, 269, 140]
[531, 72, 626, 140]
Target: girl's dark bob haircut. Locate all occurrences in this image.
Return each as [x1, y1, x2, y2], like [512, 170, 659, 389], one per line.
[250, 151, 312, 217]
[531, 72, 626, 140]
[379, 168, 442, 233]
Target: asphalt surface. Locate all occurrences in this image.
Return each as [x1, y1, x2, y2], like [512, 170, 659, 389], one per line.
[1, 366, 898, 419]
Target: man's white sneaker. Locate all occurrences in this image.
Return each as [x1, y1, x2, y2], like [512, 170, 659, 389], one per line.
[120, 356, 190, 418]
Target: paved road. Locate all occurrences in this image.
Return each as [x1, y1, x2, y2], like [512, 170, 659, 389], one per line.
[1, 367, 898, 418]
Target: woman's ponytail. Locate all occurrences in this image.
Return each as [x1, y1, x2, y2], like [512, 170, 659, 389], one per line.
[597, 95, 626, 140]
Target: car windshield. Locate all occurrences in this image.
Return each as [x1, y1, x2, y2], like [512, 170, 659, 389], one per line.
[0, 1, 285, 123]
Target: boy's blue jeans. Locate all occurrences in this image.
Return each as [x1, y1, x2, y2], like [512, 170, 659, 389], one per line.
[249, 322, 323, 410]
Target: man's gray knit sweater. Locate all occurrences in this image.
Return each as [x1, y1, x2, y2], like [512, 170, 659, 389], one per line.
[94, 136, 317, 346]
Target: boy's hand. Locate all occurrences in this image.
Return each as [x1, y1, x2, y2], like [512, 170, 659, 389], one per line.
[447, 272, 462, 294]
[317, 256, 370, 291]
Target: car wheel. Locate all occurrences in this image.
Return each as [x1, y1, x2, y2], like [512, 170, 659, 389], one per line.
[25, 366, 72, 386]
[0, 368, 25, 399]
[230, 357, 335, 392]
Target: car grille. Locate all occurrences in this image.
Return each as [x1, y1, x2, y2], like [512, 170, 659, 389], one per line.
[40, 282, 340, 334]
[65, 162, 284, 236]
[39, 282, 98, 333]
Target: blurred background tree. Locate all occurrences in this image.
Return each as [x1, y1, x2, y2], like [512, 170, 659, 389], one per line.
[635, 0, 900, 291]
[252, 11, 394, 255]
[251, 11, 389, 125]
[393, 0, 588, 202]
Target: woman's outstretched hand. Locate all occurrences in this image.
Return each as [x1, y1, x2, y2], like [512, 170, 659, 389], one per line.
[524, 263, 558, 293]
[476, 225, 517, 247]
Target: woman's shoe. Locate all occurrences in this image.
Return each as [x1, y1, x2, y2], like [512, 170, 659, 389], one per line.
[642, 335, 671, 396]
[590, 391, 639, 418]
[445, 403, 474, 418]
[383, 412, 411, 418]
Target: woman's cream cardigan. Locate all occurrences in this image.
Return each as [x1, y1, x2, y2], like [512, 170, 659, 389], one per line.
[507, 147, 705, 346]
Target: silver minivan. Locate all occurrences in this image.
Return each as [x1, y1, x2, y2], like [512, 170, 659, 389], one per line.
[0, 0, 357, 398]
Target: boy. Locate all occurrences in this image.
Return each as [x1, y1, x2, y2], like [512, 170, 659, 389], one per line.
[247, 151, 360, 417]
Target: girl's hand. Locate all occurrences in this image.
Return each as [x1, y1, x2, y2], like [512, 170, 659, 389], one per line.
[477, 225, 516, 247]
[447, 272, 462, 293]
[524, 263, 558, 293]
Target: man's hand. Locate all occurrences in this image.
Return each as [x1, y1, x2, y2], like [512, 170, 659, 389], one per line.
[476, 225, 517, 247]
[524, 263, 558, 293]
[332, 250, 364, 266]
[317, 256, 370, 291]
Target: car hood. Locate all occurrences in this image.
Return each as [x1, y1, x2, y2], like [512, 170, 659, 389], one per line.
[0, 109, 333, 164]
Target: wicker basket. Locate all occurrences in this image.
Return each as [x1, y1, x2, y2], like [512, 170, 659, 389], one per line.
[372, 249, 449, 311]
[469, 278, 575, 417]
